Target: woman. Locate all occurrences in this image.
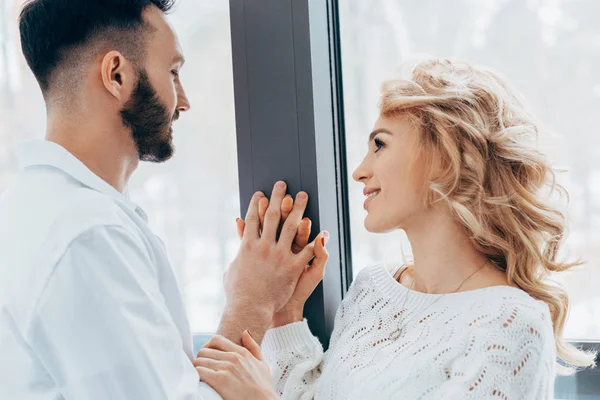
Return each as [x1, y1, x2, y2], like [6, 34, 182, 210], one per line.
[195, 59, 596, 399]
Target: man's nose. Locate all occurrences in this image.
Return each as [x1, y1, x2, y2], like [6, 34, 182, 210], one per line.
[177, 89, 191, 113]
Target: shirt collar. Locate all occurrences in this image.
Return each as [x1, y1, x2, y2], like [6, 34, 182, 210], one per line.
[17, 139, 147, 220]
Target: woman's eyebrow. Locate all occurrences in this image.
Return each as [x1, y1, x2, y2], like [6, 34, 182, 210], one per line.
[368, 128, 394, 143]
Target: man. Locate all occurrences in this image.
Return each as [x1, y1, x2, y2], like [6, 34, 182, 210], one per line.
[0, 0, 328, 398]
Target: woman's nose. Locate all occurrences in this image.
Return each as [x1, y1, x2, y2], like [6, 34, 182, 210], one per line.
[352, 158, 369, 182]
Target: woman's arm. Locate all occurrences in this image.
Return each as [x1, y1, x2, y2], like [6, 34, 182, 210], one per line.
[261, 320, 325, 400]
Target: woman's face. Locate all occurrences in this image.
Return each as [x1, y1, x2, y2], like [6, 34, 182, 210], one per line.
[352, 115, 428, 233]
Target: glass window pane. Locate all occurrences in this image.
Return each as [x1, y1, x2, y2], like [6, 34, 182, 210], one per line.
[0, 0, 237, 335]
[340, 0, 600, 340]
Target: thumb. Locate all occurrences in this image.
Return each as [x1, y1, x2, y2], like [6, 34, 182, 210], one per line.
[241, 330, 263, 360]
[297, 231, 327, 266]
[308, 231, 329, 282]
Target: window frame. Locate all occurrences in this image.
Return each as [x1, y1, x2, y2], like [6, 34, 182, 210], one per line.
[225, 0, 351, 348]
[191, 0, 600, 397]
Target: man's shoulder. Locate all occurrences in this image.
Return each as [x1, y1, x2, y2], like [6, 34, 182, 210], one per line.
[1, 168, 142, 243]
[52, 187, 141, 237]
[0, 180, 148, 284]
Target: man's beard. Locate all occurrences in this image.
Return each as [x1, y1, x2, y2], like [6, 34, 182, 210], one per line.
[120, 70, 178, 163]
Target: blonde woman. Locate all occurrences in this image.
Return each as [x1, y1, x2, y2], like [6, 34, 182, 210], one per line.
[194, 59, 596, 400]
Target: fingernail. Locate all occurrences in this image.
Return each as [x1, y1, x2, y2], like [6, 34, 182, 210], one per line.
[323, 231, 330, 245]
[246, 330, 254, 339]
[285, 194, 292, 199]
[298, 192, 307, 200]
[277, 181, 286, 189]
[254, 191, 263, 199]
[236, 218, 241, 223]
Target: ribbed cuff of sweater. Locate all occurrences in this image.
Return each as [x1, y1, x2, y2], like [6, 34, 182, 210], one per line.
[261, 319, 322, 355]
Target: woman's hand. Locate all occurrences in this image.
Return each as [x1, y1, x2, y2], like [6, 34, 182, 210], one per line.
[194, 331, 279, 400]
[236, 195, 329, 328]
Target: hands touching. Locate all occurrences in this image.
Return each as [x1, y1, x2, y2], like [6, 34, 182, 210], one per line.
[216, 181, 329, 345]
[235, 189, 329, 328]
[198, 182, 329, 398]
[194, 331, 278, 400]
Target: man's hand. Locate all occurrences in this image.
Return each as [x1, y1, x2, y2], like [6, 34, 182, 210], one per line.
[217, 181, 327, 344]
[236, 194, 312, 256]
[236, 194, 329, 328]
[194, 331, 278, 400]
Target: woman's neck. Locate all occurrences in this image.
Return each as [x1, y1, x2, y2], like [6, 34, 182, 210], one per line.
[403, 206, 508, 294]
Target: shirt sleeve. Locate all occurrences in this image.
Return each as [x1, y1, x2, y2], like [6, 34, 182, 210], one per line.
[25, 225, 222, 400]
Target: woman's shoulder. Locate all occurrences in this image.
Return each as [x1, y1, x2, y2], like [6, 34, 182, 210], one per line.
[481, 285, 552, 317]
[343, 262, 402, 302]
[351, 262, 390, 282]
[466, 287, 555, 341]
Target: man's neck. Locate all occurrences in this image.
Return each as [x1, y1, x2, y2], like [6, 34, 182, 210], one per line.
[46, 113, 139, 193]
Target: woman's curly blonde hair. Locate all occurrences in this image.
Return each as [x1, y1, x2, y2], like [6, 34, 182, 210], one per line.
[380, 58, 595, 374]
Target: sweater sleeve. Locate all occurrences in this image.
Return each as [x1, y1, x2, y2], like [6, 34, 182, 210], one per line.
[430, 304, 556, 400]
[261, 320, 324, 400]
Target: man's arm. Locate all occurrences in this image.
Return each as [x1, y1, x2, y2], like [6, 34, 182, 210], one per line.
[27, 225, 220, 400]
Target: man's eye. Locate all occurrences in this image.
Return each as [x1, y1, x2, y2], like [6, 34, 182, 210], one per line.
[171, 70, 180, 78]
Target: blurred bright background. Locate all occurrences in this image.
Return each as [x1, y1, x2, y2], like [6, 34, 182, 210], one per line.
[1, 0, 598, 341]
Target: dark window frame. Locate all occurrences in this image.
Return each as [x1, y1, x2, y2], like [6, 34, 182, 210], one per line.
[226, 0, 351, 348]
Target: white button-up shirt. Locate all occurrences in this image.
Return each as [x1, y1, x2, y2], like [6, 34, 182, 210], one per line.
[0, 140, 221, 399]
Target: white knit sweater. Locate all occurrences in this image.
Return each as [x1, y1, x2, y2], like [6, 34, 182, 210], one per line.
[261, 264, 556, 400]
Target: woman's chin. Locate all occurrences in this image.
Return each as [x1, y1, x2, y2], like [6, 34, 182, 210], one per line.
[364, 216, 387, 233]
[364, 213, 402, 233]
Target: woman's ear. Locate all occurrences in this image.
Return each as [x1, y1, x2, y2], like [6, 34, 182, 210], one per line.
[100, 51, 135, 103]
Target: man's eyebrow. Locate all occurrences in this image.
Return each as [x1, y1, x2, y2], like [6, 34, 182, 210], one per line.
[172, 53, 186, 66]
[368, 128, 393, 143]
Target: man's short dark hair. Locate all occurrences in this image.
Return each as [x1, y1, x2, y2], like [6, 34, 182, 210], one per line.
[19, 0, 175, 93]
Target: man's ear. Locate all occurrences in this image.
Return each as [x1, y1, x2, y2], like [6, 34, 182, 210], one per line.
[100, 51, 135, 102]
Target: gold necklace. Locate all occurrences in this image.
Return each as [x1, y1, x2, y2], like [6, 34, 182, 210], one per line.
[393, 260, 488, 337]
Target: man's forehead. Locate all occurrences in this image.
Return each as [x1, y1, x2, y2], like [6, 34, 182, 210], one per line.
[142, 5, 182, 53]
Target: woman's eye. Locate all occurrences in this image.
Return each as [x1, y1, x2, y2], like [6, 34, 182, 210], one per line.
[374, 138, 385, 152]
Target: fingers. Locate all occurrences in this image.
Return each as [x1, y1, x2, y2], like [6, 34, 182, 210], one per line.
[196, 347, 236, 362]
[195, 365, 221, 386]
[193, 356, 228, 371]
[281, 195, 293, 221]
[258, 196, 269, 230]
[278, 191, 309, 249]
[203, 335, 246, 354]
[236, 218, 245, 240]
[261, 181, 287, 242]
[241, 330, 263, 361]
[239, 203, 310, 250]
[243, 192, 264, 241]
[293, 218, 311, 251]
